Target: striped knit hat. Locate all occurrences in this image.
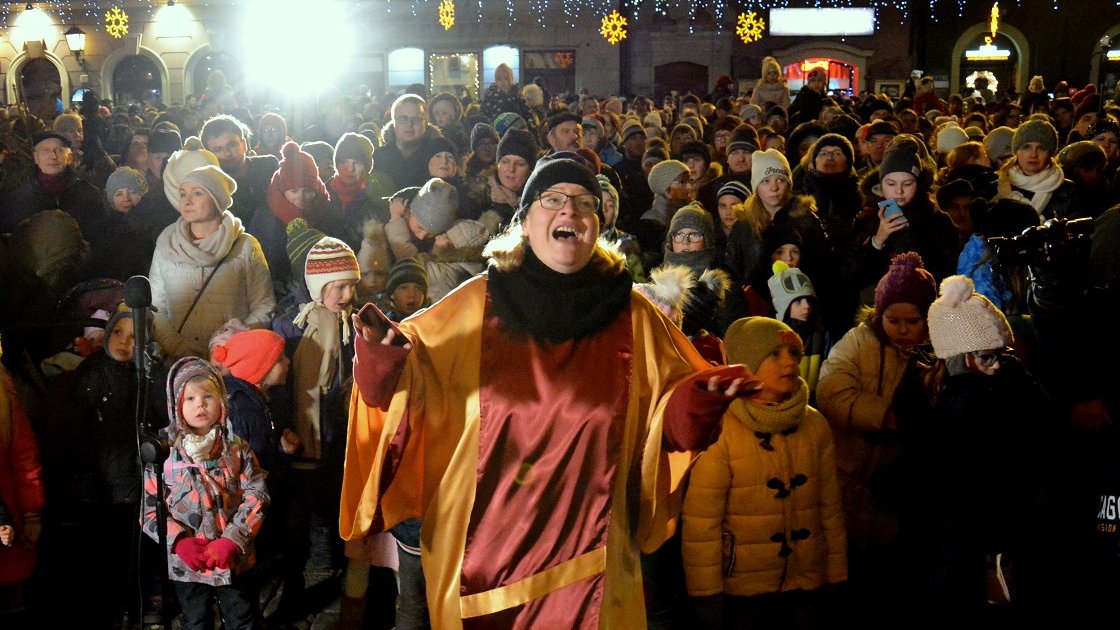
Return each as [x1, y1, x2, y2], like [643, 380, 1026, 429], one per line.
[304, 236, 360, 305]
[294, 236, 361, 341]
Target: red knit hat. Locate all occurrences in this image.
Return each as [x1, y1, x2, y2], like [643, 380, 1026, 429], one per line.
[267, 141, 328, 225]
[211, 329, 285, 386]
[874, 252, 937, 317]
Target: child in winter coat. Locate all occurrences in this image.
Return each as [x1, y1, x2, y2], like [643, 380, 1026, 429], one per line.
[683, 317, 846, 628]
[815, 251, 937, 622]
[769, 261, 828, 395]
[892, 275, 1046, 619]
[143, 357, 268, 630]
[376, 257, 431, 321]
[272, 236, 373, 622]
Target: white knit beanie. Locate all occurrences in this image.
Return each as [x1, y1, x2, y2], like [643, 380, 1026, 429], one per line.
[163, 136, 220, 208]
[927, 275, 1012, 359]
[936, 122, 969, 155]
[751, 148, 791, 192]
[646, 159, 689, 197]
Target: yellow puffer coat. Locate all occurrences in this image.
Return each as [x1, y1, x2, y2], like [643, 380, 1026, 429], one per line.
[681, 393, 847, 597]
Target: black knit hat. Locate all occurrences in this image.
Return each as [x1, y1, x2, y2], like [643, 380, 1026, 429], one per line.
[879, 138, 924, 181]
[727, 124, 760, 154]
[763, 224, 803, 257]
[517, 154, 602, 222]
[545, 111, 582, 134]
[148, 128, 182, 154]
[470, 123, 499, 152]
[429, 135, 459, 158]
[498, 128, 539, 168]
[680, 140, 711, 165]
[386, 257, 428, 296]
[810, 133, 854, 169]
[335, 132, 374, 171]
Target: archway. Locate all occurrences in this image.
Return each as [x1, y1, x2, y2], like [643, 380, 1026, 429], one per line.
[1090, 25, 1120, 100]
[951, 22, 1029, 98]
[184, 45, 244, 103]
[101, 46, 171, 107]
[6, 51, 71, 117]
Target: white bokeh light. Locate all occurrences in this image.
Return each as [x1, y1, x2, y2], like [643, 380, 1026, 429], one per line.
[242, 0, 356, 97]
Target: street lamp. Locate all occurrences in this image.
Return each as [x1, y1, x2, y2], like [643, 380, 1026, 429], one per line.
[65, 25, 86, 63]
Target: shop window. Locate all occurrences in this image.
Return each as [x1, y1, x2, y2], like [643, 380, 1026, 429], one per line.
[388, 48, 425, 90]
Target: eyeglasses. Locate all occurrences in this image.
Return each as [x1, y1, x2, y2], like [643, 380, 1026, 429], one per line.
[209, 139, 243, 155]
[971, 349, 1008, 367]
[670, 231, 705, 243]
[537, 190, 600, 214]
[816, 149, 846, 159]
[396, 115, 425, 127]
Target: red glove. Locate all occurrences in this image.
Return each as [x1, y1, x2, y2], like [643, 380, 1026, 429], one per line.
[203, 537, 241, 570]
[173, 537, 209, 572]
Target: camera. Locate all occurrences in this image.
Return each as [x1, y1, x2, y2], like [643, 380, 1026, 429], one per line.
[987, 217, 1094, 270]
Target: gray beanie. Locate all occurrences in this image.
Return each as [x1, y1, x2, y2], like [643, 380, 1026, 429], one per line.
[105, 166, 149, 202]
[1012, 118, 1058, 154]
[767, 260, 815, 321]
[409, 178, 459, 234]
[181, 165, 238, 211]
[879, 140, 924, 180]
[647, 159, 689, 196]
[983, 126, 1014, 161]
[665, 202, 715, 251]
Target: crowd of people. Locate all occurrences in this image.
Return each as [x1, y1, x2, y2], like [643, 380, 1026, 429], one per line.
[1, 57, 1120, 629]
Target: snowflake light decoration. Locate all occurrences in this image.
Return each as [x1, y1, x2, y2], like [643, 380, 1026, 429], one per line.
[600, 10, 628, 46]
[736, 11, 765, 44]
[105, 6, 129, 39]
[438, 0, 455, 30]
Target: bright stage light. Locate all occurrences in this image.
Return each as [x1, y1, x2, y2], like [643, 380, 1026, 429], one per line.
[12, 6, 55, 50]
[242, 0, 356, 98]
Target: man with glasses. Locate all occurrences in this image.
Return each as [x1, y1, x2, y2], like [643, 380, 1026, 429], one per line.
[201, 114, 280, 226]
[1, 133, 107, 248]
[374, 94, 450, 190]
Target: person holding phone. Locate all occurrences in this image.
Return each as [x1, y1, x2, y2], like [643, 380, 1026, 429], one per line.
[341, 155, 763, 628]
[851, 136, 960, 302]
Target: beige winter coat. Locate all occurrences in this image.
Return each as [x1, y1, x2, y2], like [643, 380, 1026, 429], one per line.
[815, 322, 910, 548]
[150, 212, 275, 360]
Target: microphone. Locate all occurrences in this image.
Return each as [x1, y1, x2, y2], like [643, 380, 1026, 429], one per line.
[124, 275, 152, 373]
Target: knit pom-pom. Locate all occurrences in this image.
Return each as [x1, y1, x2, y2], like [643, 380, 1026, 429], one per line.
[646, 265, 696, 311]
[182, 136, 204, 151]
[772, 260, 789, 276]
[211, 345, 228, 363]
[281, 140, 302, 162]
[698, 267, 732, 300]
[888, 251, 925, 273]
[938, 275, 974, 307]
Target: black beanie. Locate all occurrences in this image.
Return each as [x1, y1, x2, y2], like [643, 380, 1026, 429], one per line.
[810, 133, 855, 170]
[763, 224, 803, 257]
[429, 135, 459, 157]
[879, 139, 924, 181]
[517, 154, 602, 222]
[498, 128, 539, 168]
[680, 140, 711, 165]
[470, 123, 499, 152]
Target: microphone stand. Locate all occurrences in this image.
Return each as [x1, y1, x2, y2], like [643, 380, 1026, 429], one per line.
[126, 276, 172, 630]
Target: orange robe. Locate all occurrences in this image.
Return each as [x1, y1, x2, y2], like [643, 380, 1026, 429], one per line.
[341, 274, 722, 629]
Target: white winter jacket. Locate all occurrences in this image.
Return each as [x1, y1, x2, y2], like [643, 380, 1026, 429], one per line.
[150, 212, 275, 360]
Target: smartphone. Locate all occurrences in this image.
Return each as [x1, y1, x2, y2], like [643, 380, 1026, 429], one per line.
[878, 198, 905, 220]
[357, 303, 408, 347]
